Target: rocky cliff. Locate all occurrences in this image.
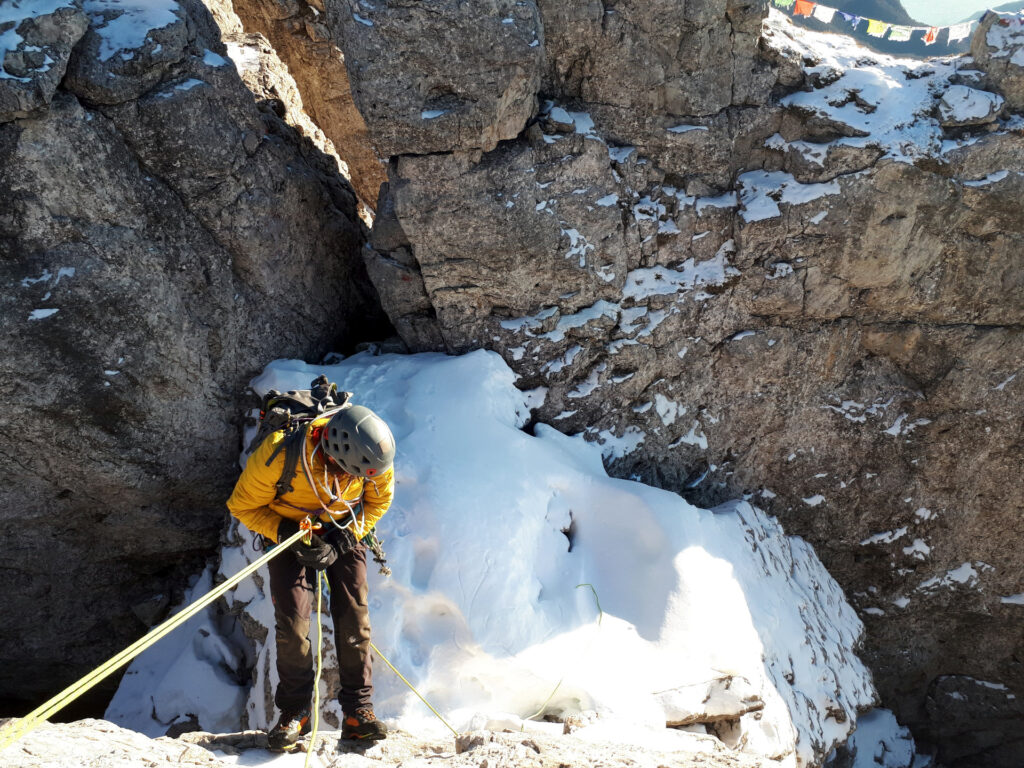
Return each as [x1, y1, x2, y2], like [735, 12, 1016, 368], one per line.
[0, 0, 389, 714]
[3, 1, 1023, 766]
[314, 4, 1020, 766]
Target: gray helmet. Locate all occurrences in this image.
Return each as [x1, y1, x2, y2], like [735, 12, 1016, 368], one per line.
[321, 405, 395, 478]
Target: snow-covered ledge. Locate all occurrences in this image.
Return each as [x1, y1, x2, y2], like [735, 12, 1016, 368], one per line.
[107, 351, 877, 767]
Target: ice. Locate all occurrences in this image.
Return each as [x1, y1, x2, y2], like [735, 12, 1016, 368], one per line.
[353, 12, 373, 26]
[595, 193, 619, 207]
[666, 124, 708, 133]
[802, 494, 826, 507]
[420, 109, 447, 119]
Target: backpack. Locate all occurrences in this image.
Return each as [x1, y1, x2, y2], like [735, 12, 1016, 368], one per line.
[246, 374, 352, 497]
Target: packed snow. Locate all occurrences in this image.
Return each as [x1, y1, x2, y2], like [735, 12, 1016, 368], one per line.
[765, 9, 1015, 164]
[840, 709, 916, 768]
[107, 351, 877, 766]
[82, 0, 183, 62]
[0, 0, 75, 80]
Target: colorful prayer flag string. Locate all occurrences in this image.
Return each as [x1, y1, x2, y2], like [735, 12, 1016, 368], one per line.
[794, 0, 815, 18]
[770, 2, 977, 48]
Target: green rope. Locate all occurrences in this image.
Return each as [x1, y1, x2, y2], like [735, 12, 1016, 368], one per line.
[303, 570, 325, 766]
[525, 583, 605, 724]
[369, 641, 459, 737]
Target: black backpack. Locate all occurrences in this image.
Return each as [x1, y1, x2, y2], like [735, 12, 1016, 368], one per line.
[246, 374, 351, 497]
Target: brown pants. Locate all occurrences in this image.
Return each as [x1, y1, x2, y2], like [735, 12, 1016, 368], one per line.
[268, 539, 373, 715]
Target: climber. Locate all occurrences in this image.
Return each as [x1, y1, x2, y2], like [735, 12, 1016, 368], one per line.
[226, 403, 396, 750]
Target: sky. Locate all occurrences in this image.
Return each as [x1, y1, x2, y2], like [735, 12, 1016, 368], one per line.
[902, 1, 1014, 25]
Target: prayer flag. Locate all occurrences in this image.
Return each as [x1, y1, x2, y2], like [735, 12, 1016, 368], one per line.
[947, 21, 973, 43]
[812, 5, 836, 23]
[924, 27, 939, 45]
[794, 0, 815, 18]
[839, 12, 861, 29]
[772, 0, 795, 8]
[866, 19, 890, 38]
[888, 25, 913, 42]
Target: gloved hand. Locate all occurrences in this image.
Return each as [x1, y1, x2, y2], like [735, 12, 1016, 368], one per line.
[292, 533, 338, 570]
[277, 518, 338, 571]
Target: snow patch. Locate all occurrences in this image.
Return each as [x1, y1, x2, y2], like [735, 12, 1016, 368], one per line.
[83, 0, 182, 63]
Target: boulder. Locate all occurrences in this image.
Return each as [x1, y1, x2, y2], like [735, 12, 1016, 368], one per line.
[0, 1, 89, 122]
[937, 84, 1004, 128]
[330, 0, 544, 157]
[970, 11, 1024, 113]
[63, 0, 191, 105]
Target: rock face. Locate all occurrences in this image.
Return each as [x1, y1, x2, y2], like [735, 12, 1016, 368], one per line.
[323, 6, 1024, 767]
[971, 11, 1024, 113]
[0, 0, 389, 714]
[0, 1, 89, 120]
[332, 0, 544, 157]
[216, 0, 387, 208]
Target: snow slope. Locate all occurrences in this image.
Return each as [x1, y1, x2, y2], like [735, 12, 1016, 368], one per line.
[107, 351, 876, 766]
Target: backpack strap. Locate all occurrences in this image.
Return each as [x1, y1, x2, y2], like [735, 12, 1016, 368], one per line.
[266, 422, 310, 498]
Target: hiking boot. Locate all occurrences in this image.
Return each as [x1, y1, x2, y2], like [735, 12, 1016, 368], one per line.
[341, 707, 387, 741]
[267, 708, 311, 751]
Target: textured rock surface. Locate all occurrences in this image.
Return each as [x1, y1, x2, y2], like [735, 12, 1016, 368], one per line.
[222, 0, 386, 208]
[0, 718, 772, 767]
[331, 0, 544, 157]
[0, 0, 388, 714]
[331, 7, 1024, 767]
[0, 1, 89, 121]
[972, 11, 1024, 113]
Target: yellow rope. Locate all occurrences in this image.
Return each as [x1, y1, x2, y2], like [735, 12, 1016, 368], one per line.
[0, 528, 309, 752]
[369, 641, 459, 737]
[303, 569, 325, 767]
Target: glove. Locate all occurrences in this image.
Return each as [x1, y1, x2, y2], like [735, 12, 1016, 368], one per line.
[292, 533, 338, 571]
[277, 518, 337, 571]
[276, 518, 301, 543]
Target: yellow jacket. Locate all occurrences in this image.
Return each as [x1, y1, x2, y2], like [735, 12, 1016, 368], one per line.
[226, 416, 394, 542]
